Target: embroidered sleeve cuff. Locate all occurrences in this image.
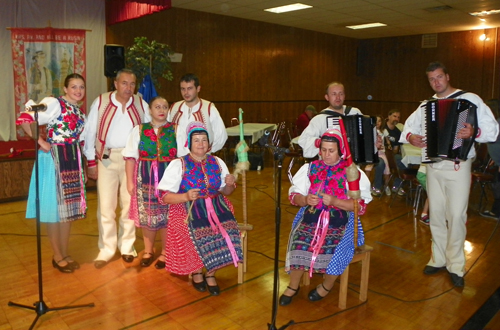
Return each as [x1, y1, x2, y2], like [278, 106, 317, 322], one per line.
[159, 190, 171, 205]
[289, 193, 301, 206]
[358, 199, 367, 216]
[15, 113, 34, 125]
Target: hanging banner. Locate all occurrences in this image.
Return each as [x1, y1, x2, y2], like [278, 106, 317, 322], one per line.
[10, 27, 86, 140]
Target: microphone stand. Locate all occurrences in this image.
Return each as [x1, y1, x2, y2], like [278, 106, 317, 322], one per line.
[267, 145, 294, 330]
[8, 106, 94, 330]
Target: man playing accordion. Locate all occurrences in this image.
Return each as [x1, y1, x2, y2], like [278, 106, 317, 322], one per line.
[399, 61, 498, 287]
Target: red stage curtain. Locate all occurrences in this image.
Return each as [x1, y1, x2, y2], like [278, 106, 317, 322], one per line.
[106, 0, 171, 25]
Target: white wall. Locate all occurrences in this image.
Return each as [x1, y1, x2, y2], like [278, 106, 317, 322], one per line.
[0, 0, 107, 141]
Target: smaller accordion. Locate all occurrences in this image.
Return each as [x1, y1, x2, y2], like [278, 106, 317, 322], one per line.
[342, 115, 379, 164]
[421, 98, 478, 163]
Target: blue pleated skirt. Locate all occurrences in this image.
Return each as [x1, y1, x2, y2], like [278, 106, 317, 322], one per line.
[26, 150, 59, 223]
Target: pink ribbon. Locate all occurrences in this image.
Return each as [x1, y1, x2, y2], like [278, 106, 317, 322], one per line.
[204, 198, 239, 267]
[146, 160, 160, 227]
[76, 147, 86, 214]
[308, 209, 329, 277]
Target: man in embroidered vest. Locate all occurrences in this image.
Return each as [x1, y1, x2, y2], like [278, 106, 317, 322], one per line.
[400, 61, 499, 287]
[83, 68, 151, 269]
[168, 73, 227, 157]
[299, 82, 362, 158]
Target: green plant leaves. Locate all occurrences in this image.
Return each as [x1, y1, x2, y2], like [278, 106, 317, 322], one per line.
[125, 36, 174, 89]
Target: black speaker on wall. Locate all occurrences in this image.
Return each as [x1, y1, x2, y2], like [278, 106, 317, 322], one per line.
[104, 44, 125, 78]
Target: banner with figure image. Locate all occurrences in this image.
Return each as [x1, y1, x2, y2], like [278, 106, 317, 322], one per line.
[10, 27, 86, 140]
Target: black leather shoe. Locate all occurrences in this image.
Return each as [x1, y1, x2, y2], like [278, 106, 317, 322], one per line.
[122, 255, 134, 263]
[64, 256, 80, 270]
[205, 275, 220, 296]
[450, 273, 464, 287]
[308, 283, 331, 302]
[423, 265, 446, 275]
[154, 258, 166, 270]
[279, 286, 299, 306]
[52, 259, 73, 273]
[94, 260, 107, 269]
[192, 273, 207, 292]
[140, 252, 154, 267]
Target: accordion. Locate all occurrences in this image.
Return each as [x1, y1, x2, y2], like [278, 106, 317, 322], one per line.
[341, 115, 379, 164]
[421, 98, 478, 163]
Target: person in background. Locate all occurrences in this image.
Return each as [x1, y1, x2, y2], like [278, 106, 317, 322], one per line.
[83, 68, 151, 269]
[366, 115, 391, 197]
[159, 121, 242, 296]
[385, 109, 407, 196]
[17, 73, 86, 273]
[298, 82, 362, 158]
[168, 73, 227, 157]
[479, 99, 500, 220]
[123, 96, 177, 268]
[296, 105, 317, 135]
[279, 129, 372, 306]
[400, 61, 499, 287]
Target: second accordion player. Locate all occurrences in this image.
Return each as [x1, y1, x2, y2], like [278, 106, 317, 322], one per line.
[421, 98, 478, 163]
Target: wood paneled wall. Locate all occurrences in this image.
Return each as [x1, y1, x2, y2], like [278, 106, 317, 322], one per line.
[350, 30, 500, 120]
[106, 8, 358, 125]
[106, 8, 500, 125]
[0, 158, 33, 201]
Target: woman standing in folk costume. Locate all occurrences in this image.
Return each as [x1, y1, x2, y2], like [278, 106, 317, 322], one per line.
[17, 73, 87, 273]
[158, 121, 242, 296]
[123, 96, 177, 269]
[279, 128, 372, 305]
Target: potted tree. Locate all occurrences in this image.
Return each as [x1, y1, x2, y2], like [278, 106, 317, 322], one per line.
[125, 36, 174, 90]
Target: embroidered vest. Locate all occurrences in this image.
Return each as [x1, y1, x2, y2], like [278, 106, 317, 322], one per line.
[308, 160, 348, 210]
[178, 154, 221, 197]
[95, 92, 146, 160]
[169, 98, 214, 140]
[46, 97, 85, 144]
[138, 123, 177, 162]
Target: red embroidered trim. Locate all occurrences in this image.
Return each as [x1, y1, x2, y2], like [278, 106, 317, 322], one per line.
[289, 192, 301, 206]
[15, 113, 35, 125]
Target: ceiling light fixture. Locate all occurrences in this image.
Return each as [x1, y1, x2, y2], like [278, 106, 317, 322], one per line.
[469, 9, 500, 17]
[264, 3, 312, 14]
[346, 22, 387, 30]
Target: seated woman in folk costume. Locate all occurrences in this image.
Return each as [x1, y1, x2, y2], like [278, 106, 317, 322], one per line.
[279, 128, 372, 306]
[158, 121, 242, 296]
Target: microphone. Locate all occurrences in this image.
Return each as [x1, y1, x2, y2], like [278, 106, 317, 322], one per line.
[265, 143, 290, 154]
[258, 130, 270, 147]
[28, 103, 47, 112]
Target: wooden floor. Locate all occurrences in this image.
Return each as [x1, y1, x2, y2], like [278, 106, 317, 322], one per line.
[1, 156, 500, 330]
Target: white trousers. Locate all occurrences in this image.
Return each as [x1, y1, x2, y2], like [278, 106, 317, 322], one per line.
[426, 158, 471, 276]
[96, 148, 136, 261]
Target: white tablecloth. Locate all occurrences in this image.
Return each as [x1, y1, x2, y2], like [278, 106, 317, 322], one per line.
[401, 143, 422, 167]
[226, 123, 277, 144]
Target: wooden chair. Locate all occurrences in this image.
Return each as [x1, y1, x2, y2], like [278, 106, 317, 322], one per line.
[338, 244, 373, 309]
[237, 223, 253, 283]
[471, 157, 495, 212]
[300, 244, 373, 309]
[301, 200, 373, 310]
[385, 148, 418, 207]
